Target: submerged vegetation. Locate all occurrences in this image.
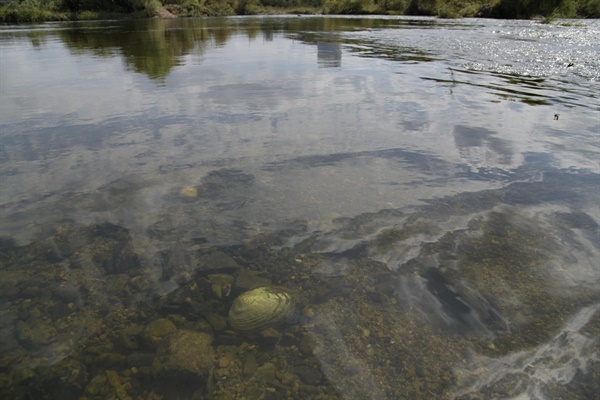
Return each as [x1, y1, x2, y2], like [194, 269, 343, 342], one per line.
[0, 0, 599, 22]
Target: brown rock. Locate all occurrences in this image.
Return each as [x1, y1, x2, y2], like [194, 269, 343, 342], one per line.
[143, 319, 176, 347]
[298, 333, 317, 355]
[252, 363, 276, 383]
[153, 330, 215, 378]
[233, 269, 272, 292]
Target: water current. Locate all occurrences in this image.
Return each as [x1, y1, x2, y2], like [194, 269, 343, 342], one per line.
[0, 15, 599, 400]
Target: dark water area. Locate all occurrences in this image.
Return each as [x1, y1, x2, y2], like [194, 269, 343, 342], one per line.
[0, 16, 599, 400]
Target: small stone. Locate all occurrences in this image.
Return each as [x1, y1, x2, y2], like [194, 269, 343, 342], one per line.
[203, 312, 228, 331]
[106, 370, 128, 399]
[298, 334, 317, 355]
[279, 371, 296, 386]
[219, 357, 230, 368]
[153, 330, 215, 378]
[179, 186, 198, 198]
[252, 363, 276, 383]
[201, 251, 241, 272]
[85, 374, 108, 395]
[53, 284, 80, 303]
[142, 318, 176, 347]
[259, 327, 282, 344]
[233, 269, 272, 292]
[362, 329, 370, 338]
[303, 307, 315, 319]
[294, 365, 322, 386]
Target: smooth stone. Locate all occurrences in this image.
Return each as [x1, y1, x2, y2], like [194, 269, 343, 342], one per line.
[294, 365, 322, 386]
[203, 312, 227, 331]
[114, 332, 138, 351]
[298, 334, 317, 355]
[52, 284, 80, 303]
[143, 318, 176, 347]
[259, 327, 282, 344]
[233, 270, 272, 292]
[105, 370, 128, 399]
[218, 357, 230, 368]
[85, 374, 108, 396]
[201, 251, 240, 272]
[252, 363, 276, 383]
[179, 185, 198, 198]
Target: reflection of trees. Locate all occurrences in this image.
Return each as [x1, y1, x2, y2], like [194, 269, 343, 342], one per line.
[59, 18, 232, 79]
[123, 19, 199, 78]
[53, 17, 400, 79]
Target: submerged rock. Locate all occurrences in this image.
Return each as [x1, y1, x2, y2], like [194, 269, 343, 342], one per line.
[15, 318, 56, 351]
[143, 318, 176, 348]
[152, 330, 215, 378]
[29, 358, 88, 400]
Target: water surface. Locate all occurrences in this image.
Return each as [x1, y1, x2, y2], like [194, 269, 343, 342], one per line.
[1, 16, 599, 400]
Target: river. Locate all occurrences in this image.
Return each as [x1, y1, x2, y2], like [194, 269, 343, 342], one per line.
[0, 15, 598, 400]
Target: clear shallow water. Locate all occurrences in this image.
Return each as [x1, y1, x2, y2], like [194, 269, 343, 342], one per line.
[0, 16, 599, 400]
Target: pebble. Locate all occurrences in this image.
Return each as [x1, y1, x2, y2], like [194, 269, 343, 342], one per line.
[303, 307, 315, 318]
[219, 357, 230, 368]
[242, 353, 258, 377]
[179, 186, 198, 198]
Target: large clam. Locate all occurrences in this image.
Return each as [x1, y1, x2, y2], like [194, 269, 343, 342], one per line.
[228, 287, 295, 332]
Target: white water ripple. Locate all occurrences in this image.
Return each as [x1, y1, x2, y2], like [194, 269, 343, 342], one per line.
[452, 304, 599, 399]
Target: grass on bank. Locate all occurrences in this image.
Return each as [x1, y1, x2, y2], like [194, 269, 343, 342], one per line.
[1, 0, 599, 22]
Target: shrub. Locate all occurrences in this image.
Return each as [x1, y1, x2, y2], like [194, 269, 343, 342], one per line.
[405, 0, 438, 15]
[578, 0, 600, 17]
[376, 0, 408, 13]
[0, 0, 67, 22]
[323, 0, 371, 14]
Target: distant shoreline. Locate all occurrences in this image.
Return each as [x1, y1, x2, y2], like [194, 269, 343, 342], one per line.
[1, 0, 598, 23]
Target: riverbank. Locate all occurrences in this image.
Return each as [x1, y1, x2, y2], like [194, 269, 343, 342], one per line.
[1, 0, 599, 23]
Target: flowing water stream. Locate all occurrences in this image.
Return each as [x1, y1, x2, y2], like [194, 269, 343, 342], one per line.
[0, 15, 598, 400]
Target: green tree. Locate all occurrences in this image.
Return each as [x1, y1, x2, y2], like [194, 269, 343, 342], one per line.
[405, 0, 438, 15]
[491, 0, 577, 18]
[578, 0, 600, 16]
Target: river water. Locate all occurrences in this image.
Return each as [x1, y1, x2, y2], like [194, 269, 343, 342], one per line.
[0, 16, 598, 400]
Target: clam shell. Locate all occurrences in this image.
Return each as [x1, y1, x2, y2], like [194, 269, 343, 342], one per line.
[228, 287, 294, 332]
